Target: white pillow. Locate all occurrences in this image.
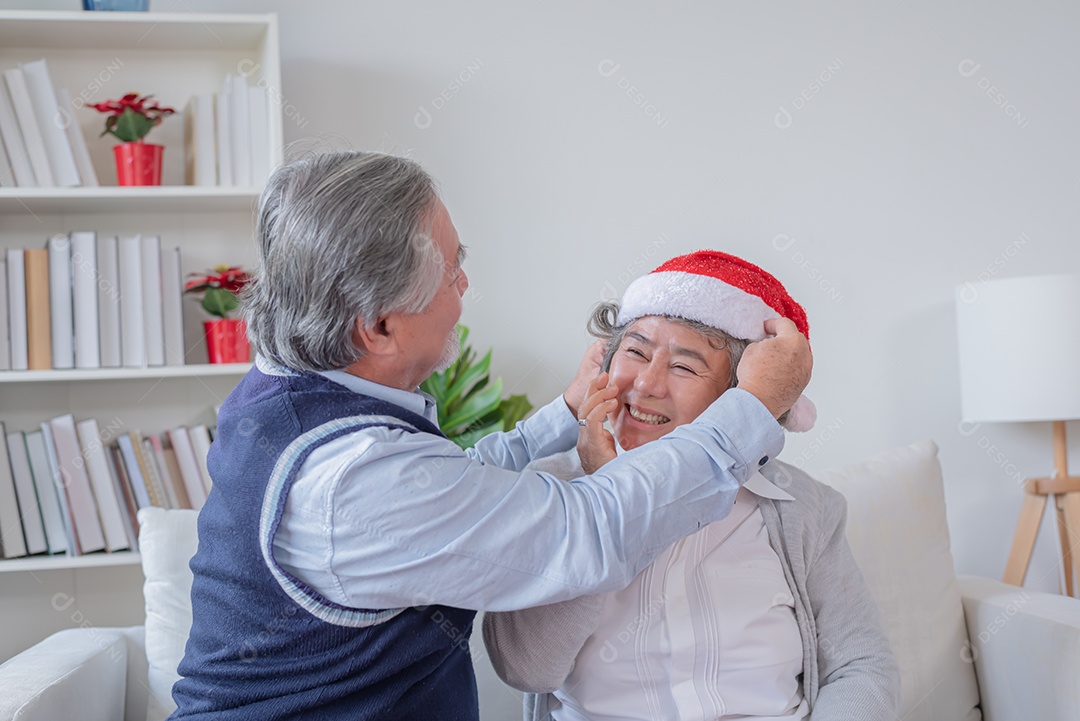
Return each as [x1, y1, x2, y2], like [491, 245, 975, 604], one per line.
[138, 507, 199, 721]
[817, 440, 981, 721]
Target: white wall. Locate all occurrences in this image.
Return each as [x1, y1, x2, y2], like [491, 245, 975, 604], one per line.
[3, 0, 1078, 656]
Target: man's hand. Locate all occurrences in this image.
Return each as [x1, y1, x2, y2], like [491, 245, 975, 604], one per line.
[563, 340, 607, 419]
[735, 317, 812, 420]
[576, 372, 619, 474]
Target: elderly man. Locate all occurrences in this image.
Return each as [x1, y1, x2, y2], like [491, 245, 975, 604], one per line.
[169, 151, 811, 721]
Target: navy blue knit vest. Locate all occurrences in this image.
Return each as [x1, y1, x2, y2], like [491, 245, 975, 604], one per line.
[170, 362, 479, 720]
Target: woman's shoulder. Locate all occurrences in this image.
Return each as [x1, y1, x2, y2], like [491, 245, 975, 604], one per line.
[759, 460, 847, 526]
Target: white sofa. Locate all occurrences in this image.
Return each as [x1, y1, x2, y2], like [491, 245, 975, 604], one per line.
[2, 440, 1079, 721]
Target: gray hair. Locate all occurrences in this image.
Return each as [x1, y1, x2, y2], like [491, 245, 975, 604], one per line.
[588, 301, 791, 425]
[241, 151, 444, 371]
[587, 302, 747, 389]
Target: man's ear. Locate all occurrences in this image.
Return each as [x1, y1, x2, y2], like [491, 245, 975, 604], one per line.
[353, 314, 399, 357]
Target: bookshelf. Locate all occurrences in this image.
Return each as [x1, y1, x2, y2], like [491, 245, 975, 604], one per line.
[0, 10, 283, 656]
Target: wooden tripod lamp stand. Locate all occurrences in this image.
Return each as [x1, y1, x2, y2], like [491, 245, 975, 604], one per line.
[956, 273, 1080, 597]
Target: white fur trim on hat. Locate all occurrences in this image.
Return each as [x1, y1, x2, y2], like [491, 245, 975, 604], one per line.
[782, 395, 817, 433]
[616, 271, 780, 341]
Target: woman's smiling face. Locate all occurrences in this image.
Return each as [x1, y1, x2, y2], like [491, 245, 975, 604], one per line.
[607, 316, 733, 451]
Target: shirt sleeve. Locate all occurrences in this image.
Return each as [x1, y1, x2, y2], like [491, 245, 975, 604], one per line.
[463, 395, 579, 471]
[282, 388, 784, 612]
[481, 596, 605, 693]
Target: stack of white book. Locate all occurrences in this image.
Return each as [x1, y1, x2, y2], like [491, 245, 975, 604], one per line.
[184, 73, 270, 188]
[1, 233, 187, 371]
[0, 416, 216, 558]
[0, 58, 97, 188]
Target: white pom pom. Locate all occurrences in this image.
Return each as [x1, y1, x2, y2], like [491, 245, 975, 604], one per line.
[781, 395, 817, 433]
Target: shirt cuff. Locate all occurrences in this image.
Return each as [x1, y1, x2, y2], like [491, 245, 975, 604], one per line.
[514, 394, 580, 458]
[698, 388, 785, 471]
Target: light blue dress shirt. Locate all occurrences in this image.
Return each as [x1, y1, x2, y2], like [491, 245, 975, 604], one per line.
[272, 369, 784, 612]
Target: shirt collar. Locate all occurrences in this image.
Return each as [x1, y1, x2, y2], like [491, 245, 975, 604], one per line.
[744, 471, 795, 501]
[316, 368, 439, 425]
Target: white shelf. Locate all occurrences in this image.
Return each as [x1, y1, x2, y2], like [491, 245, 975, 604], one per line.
[0, 186, 263, 215]
[0, 11, 275, 52]
[0, 363, 251, 383]
[0, 551, 141, 573]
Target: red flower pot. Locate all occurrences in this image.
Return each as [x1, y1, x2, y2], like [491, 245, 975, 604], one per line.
[203, 319, 250, 364]
[114, 141, 163, 186]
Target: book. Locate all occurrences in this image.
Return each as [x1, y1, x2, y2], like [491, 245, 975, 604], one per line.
[24, 247, 52, 371]
[39, 422, 77, 555]
[115, 433, 151, 510]
[70, 231, 100, 369]
[96, 235, 121, 368]
[0, 125, 12, 187]
[161, 443, 190, 509]
[161, 246, 185, 365]
[19, 59, 80, 187]
[24, 430, 68, 554]
[6, 248, 27, 370]
[229, 74, 251, 186]
[0, 258, 8, 370]
[142, 433, 176, 507]
[118, 235, 145, 367]
[167, 426, 207, 510]
[47, 233, 74, 370]
[2, 68, 54, 187]
[56, 87, 98, 187]
[189, 424, 214, 492]
[0, 76, 36, 187]
[248, 85, 270, 186]
[215, 80, 233, 186]
[183, 93, 216, 186]
[48, 414, 106, 554]
[5, 431, 48, 555]
[75, 418, 129, 552]
[128, 431, 167, 508]
[106, 444, 140, 547]
[0, 421, 28, 558]
[141, 235, 164, 366]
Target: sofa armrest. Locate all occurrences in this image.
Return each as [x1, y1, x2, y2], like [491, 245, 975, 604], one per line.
[0, 625, 146, 721]
[958, 575, 1080, 721]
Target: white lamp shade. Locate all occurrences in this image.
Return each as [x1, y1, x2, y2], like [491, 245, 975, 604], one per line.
[956, 273, 1080, 423]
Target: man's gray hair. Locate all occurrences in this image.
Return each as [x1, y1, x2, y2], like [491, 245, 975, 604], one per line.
[242, 151, 444, 371]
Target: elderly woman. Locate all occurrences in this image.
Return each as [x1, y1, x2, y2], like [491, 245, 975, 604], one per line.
[483, 251, 900, 721]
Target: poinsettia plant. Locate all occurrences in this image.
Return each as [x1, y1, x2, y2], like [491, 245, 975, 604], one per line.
[184, 265, 250, 319]
[89, 92, 176, 143]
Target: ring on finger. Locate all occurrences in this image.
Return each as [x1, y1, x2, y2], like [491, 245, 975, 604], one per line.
[577, 419, 588, 427]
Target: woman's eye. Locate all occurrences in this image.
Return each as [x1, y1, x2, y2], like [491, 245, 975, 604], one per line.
[673, 365, 695, 374]
[626, 348, 646, 358]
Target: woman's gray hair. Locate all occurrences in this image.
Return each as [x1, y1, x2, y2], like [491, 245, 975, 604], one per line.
[587, 302, 747, 390]
[242, 151, 444, 371]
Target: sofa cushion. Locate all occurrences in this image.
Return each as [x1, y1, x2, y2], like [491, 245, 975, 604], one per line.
[816, 439, 981, 721]
[138, 507, 199, 721]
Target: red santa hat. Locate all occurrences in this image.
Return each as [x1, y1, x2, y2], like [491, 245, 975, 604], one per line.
[616, 250, 816, 432]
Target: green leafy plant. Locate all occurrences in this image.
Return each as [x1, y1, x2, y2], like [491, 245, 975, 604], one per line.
[421, 326, 533, 449]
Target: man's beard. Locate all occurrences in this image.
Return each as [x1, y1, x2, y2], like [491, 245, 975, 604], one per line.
[433, 328, 461, 372]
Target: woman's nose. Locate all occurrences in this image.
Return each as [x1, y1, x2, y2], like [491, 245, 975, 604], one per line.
[634, 360, 666, 396]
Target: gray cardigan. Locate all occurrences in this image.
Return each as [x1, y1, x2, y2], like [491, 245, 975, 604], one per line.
[482, 454, 901, 720]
